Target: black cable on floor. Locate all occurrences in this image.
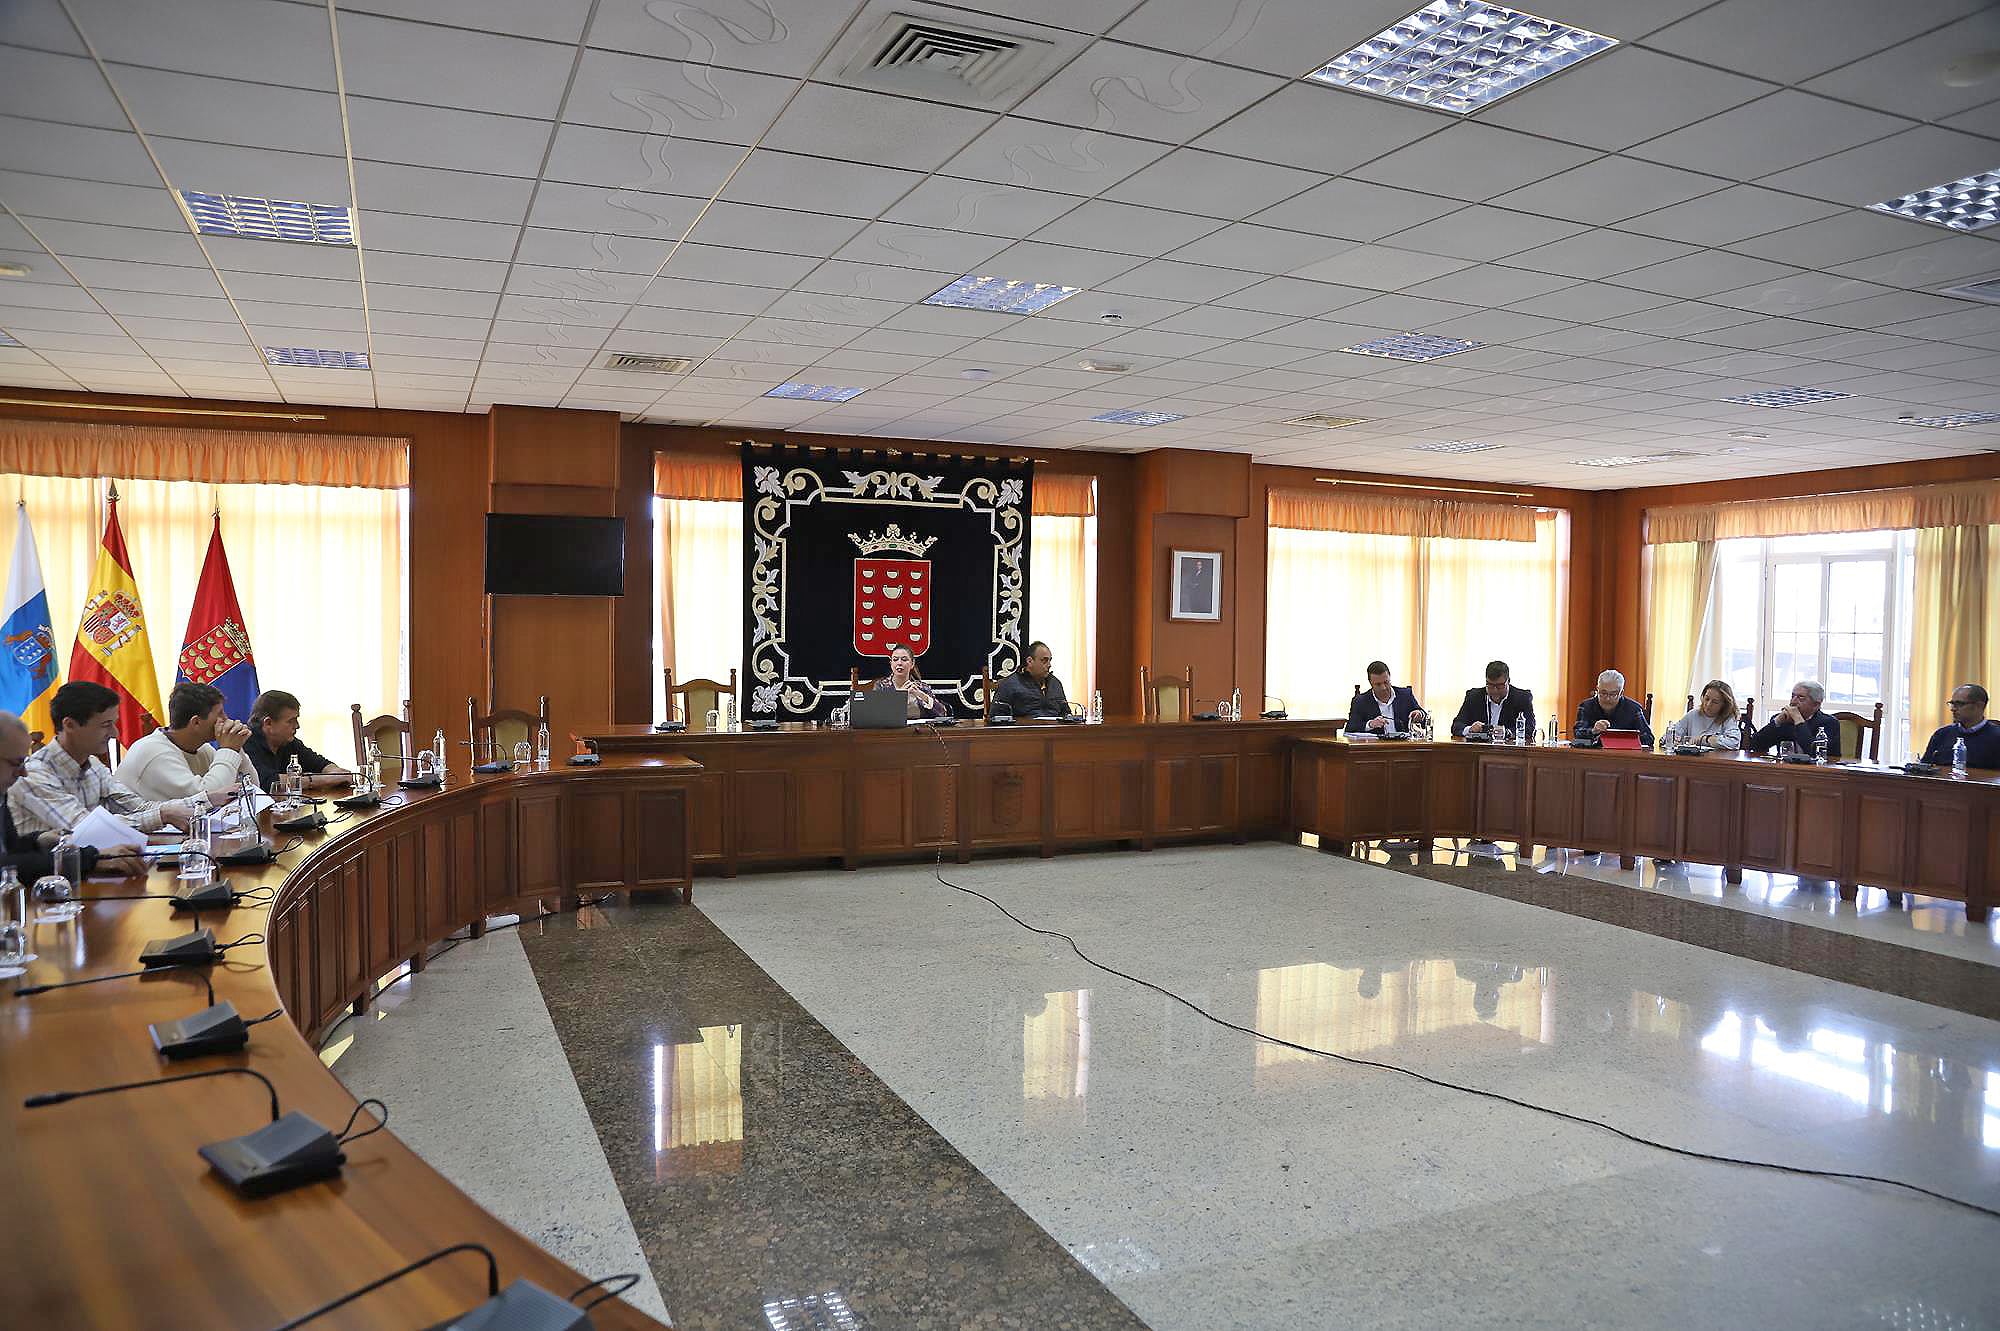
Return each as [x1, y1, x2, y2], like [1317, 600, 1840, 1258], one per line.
[909, 721, 2000, 1224]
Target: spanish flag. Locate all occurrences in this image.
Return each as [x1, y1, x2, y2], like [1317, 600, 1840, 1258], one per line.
[68, 486, 164, 746]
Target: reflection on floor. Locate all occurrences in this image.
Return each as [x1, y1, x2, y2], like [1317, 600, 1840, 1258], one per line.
[697, 846, 2000, 1331]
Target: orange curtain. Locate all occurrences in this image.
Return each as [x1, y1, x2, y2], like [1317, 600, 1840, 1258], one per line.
[1268, 487, 1537, 542]
[0, 419, 407, 488]
[1034, 471, 1097, 516]
[1645, 481, 2000, 544]
[654, 452, 742, 501]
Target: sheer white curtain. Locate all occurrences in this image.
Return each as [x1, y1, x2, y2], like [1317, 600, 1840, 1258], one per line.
[0, 475, 407, 752]
[1029, 511, 1096, 704]
[652, 497, 743, 721]
[1266, 509, 1568, 723]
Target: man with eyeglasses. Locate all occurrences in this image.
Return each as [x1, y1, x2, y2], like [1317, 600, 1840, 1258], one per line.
[1920, 684, 1998, 769]
[0, 711, 108, 880]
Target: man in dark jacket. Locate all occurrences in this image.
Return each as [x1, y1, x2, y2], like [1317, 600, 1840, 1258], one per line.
[1346, 660, 1426, 734]
[1575, 668, 1655, 747]
[1745, 680, 1841, 759]
[1451, 660, 1536, 739]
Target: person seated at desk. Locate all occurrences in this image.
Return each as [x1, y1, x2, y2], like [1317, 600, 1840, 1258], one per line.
[1576, 669, 1655, 747]
[9, 680, 189, 843]
[1921, 684, 2000, 769]
[1347, 660, 1426, 734]
[994, 640, 1069, 719]
[869, 644, 949, 719]
[115, 681, 251, 803]
[1451, 660, 1535, 738]
[0, 710, 111, 879]
[245, 688, 351, 790]
[1663, 679, 1742, 750]
[1745, 680, 1840, 759]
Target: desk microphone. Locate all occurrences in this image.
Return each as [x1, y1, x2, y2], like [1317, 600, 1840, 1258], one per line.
[10, 961, 267, 1059]
[23, 1067, 382, 1198]
[264, 1243, 597, 1331]
[90, 878, 263, 914]
[1262, 695, 1288, 720]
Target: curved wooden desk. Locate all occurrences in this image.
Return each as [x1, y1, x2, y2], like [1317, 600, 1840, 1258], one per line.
[1290, 738, 1998, 921]
[3, 756, 695, 1330]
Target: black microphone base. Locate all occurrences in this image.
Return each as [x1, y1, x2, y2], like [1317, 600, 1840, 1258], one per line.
[471, 761, 513, 775]
[171, 878, 236, 912]
[422, 1279, 592, 1331]
[151, 1001, 248, 1060]
[140, 927, 218, 967]
[199, 1110, 345, 1197]
[333, 792, 381, 809]
[272, 811, 328, 833]
[398, 776, 443, 789]
[565, 753, 601, 766]
[218, 842, 279, 866]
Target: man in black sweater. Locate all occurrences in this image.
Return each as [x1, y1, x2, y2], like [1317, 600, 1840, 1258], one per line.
[1745, 680, 1841, 759]
[1574, 669, 1654, 747]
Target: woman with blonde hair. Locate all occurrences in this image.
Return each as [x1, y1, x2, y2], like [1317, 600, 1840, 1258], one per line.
[1663, 680, 1742, 750]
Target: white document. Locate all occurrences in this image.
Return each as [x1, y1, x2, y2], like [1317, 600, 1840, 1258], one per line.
[70, 804, 146, 852]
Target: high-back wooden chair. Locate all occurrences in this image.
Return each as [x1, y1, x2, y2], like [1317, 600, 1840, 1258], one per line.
[1832, 700, 1884, 762]
[1643, 691, 1654, 723]
[351, 699, 412, 768]
[1686, 693, 1695, 714]
[665, 668, 736, 732]
[27, 729, 43, 752]
[1140, 665, 1194, 723]
[472, 695, 549, 760]
[1741, 698, 1754, 731]
[981, 669, 994, 721]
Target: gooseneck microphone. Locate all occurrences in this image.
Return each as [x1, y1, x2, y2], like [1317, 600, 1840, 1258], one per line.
[15, 960, 216, 1001]
[24, 1065, 281, 1120]
[266, 1243, 499, 1330]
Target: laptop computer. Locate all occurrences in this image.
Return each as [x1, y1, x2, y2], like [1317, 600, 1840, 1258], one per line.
[1599, 728, 1645, 751]
[849, 688, 910, 729]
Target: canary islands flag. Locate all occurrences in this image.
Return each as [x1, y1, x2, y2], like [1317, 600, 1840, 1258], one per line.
[176, 514, 259, 721]
[1, 502, 61, 738]
[68, 487, 164, 746]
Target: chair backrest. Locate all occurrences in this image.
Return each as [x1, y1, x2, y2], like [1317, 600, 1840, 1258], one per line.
[1643, 691, 1654, 723]
[982, 669, 994, 721]
[1686, 693, 1694, 715]
[1741, 698, 1754, 731]
[1140, 665, 1194, 723]
[351, 700, 412, 767]
[1832, 701, 1884, 762]
[472, 695, 550, 758]
[27, 729, 43, 752]
[664, 668, 737, 733]
[1353, 683, 1362, 696]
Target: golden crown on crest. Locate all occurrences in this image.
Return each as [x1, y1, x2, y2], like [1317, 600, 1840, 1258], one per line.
[849, 523, 937, 558]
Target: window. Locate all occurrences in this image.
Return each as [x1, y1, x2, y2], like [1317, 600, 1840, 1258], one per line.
[1698, 531, 1916, 757]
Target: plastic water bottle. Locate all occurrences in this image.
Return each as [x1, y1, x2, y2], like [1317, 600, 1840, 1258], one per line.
[433, 728, 448, 783]
[1514, 713, 1527, 746]
[536, 720, 552, 770]
[1953, 737, 1967, 774]
[1231, 687, 1242, 722]
[1813, 730, 1829, 764]
[1091, 690, 1103, 723]
[284, 753, 304, 803]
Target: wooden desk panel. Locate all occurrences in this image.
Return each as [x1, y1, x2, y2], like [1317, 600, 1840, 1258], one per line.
[4, 756, 695, 1330]
[1291, 739, 1998, 921]
[588, 718, 1346, 871]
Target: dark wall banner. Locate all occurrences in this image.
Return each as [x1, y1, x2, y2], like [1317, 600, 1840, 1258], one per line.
[743, 444, 1031, 721]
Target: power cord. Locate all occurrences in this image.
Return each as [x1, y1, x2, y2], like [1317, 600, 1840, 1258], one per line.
[911, 722, 2000, 1224]
[569, 1272, 642, 1312]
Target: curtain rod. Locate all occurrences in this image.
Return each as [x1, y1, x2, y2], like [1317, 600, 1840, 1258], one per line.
[0, 398, 328, 422]
[742, 440, 1031, 464]
[1315, 476, 1537, 500]
[1648, 476, 1997, 509]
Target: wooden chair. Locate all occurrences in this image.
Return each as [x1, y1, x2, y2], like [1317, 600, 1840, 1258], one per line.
[1643, 691, 1654, 724]
[1832, 700, 1884, 762]
[471, 694, 549, 760]
[27, 729, 43, 752]
[351, 699, 412, 768]
[1686, 693, 1695, 714]
[1741, 698, 1754, 731]
[664, 668, 736, 732]
[982, 669, 994, 721]
[1140, 665, 1194, 723]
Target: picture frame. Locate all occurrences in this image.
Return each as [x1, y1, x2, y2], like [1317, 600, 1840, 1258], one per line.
[1169, 549, 1223, 621]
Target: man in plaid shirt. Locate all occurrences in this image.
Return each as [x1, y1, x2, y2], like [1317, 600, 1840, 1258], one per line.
[9, 680, 190, 849]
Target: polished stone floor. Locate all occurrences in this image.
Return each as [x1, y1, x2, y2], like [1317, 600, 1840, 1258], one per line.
[332, 845, 2000, 1330]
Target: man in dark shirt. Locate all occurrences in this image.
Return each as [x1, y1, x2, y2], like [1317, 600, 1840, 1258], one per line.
[994, 641, 1070, 719]
[1451, 660, 1536, 739]
[244, 690, 350, 790]
[1574, 669, 1654, 747]
[0, 711, 101, 880]
[1921, 684, 2000, 769]
[1746, 680, 1841, 758]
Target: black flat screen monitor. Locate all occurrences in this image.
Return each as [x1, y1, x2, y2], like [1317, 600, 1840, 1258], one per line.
[484, 514, 626, 596]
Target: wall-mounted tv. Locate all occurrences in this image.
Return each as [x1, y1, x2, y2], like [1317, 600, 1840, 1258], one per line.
[484, 514, 626, 596]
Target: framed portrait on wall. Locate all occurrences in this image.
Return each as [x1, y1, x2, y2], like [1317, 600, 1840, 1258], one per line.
[1170, 549, 1222, 621]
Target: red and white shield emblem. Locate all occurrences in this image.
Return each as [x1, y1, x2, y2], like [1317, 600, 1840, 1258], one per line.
[853, 557, 930, 656]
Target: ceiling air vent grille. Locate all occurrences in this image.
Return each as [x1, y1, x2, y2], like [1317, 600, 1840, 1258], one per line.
[1938, 277, 2000, 305]
[604, 353, 693, 374]
[839, 11, 1058, 104]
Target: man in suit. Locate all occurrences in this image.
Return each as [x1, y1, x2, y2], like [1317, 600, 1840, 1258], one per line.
[1921, 684, 1999, 768]
[1451, 660, 1536, 739]
[1746, 680, 1841, 758]
[1575, 669, 1655, 747]
[1346, 660, 1426, 734]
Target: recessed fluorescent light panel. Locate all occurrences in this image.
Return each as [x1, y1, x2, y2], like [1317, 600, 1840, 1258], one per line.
[1341, 333, 1481, 362]
[1574, 455, 1668, 467]
[1284, 414, 1371, 429]
[1902, 410, 2000, 428]
[1091, 409, 1185, 426]
[1308, 0, 1617, 115]
[923, 274, 1080, 314]
[1870, 169, 2000, 233]
[765, 382, 866, 402]
[1413, 440, 1501, 453]
[0, 329, 21, 347]
[1722, 387, 1852, 408]
[180, 191, 355, 245]
[263, 346, 368, 369]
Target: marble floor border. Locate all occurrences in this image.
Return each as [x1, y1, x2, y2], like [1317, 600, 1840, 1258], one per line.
[1341, 842, 2000, 1021]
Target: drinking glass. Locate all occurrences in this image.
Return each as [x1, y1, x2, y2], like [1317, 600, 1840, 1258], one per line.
[0, 874, 34, 977]
[513, 740, 533, 768]
[32, 873, 78, 924]
[178, 810, 214, 881]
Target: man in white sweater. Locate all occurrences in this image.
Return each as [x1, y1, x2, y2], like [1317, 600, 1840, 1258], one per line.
[115, 681, 254, 803]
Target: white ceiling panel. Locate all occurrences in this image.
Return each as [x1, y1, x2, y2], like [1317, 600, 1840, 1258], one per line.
[584, 0, 852, 77]
[151, 138, 351, 202]
[1029, 200, 1219, 257]
[338, 13, 576, 119]
[540, 124, 740, 195]
[1250, 177, 1460, 243]
[522, 182, 701, 240]
[720, 149, 923, 219]
[941, 119, 1171, 197]
[564, 49, 795, 143]
[1644, 0, 1986, 85]
[1758, 126, 2000, 209]
[1494, 156, 1726, 226]
[1107, 0, 1413, 78]
[352, 161, 537, 223]
[883, 175, 1081, 238]
[761, 84, 994, 173]
[1382, 207, 1589, 263]
[1631, 91, 1911, 181]
[345, 101, 550, 178]
[1350, 123, 1598, 203]
[1482, 47, 1773, 152]
[0, 47, 125, 130]
[110, 64, 346, 156]
[64, 0, 337, 90]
